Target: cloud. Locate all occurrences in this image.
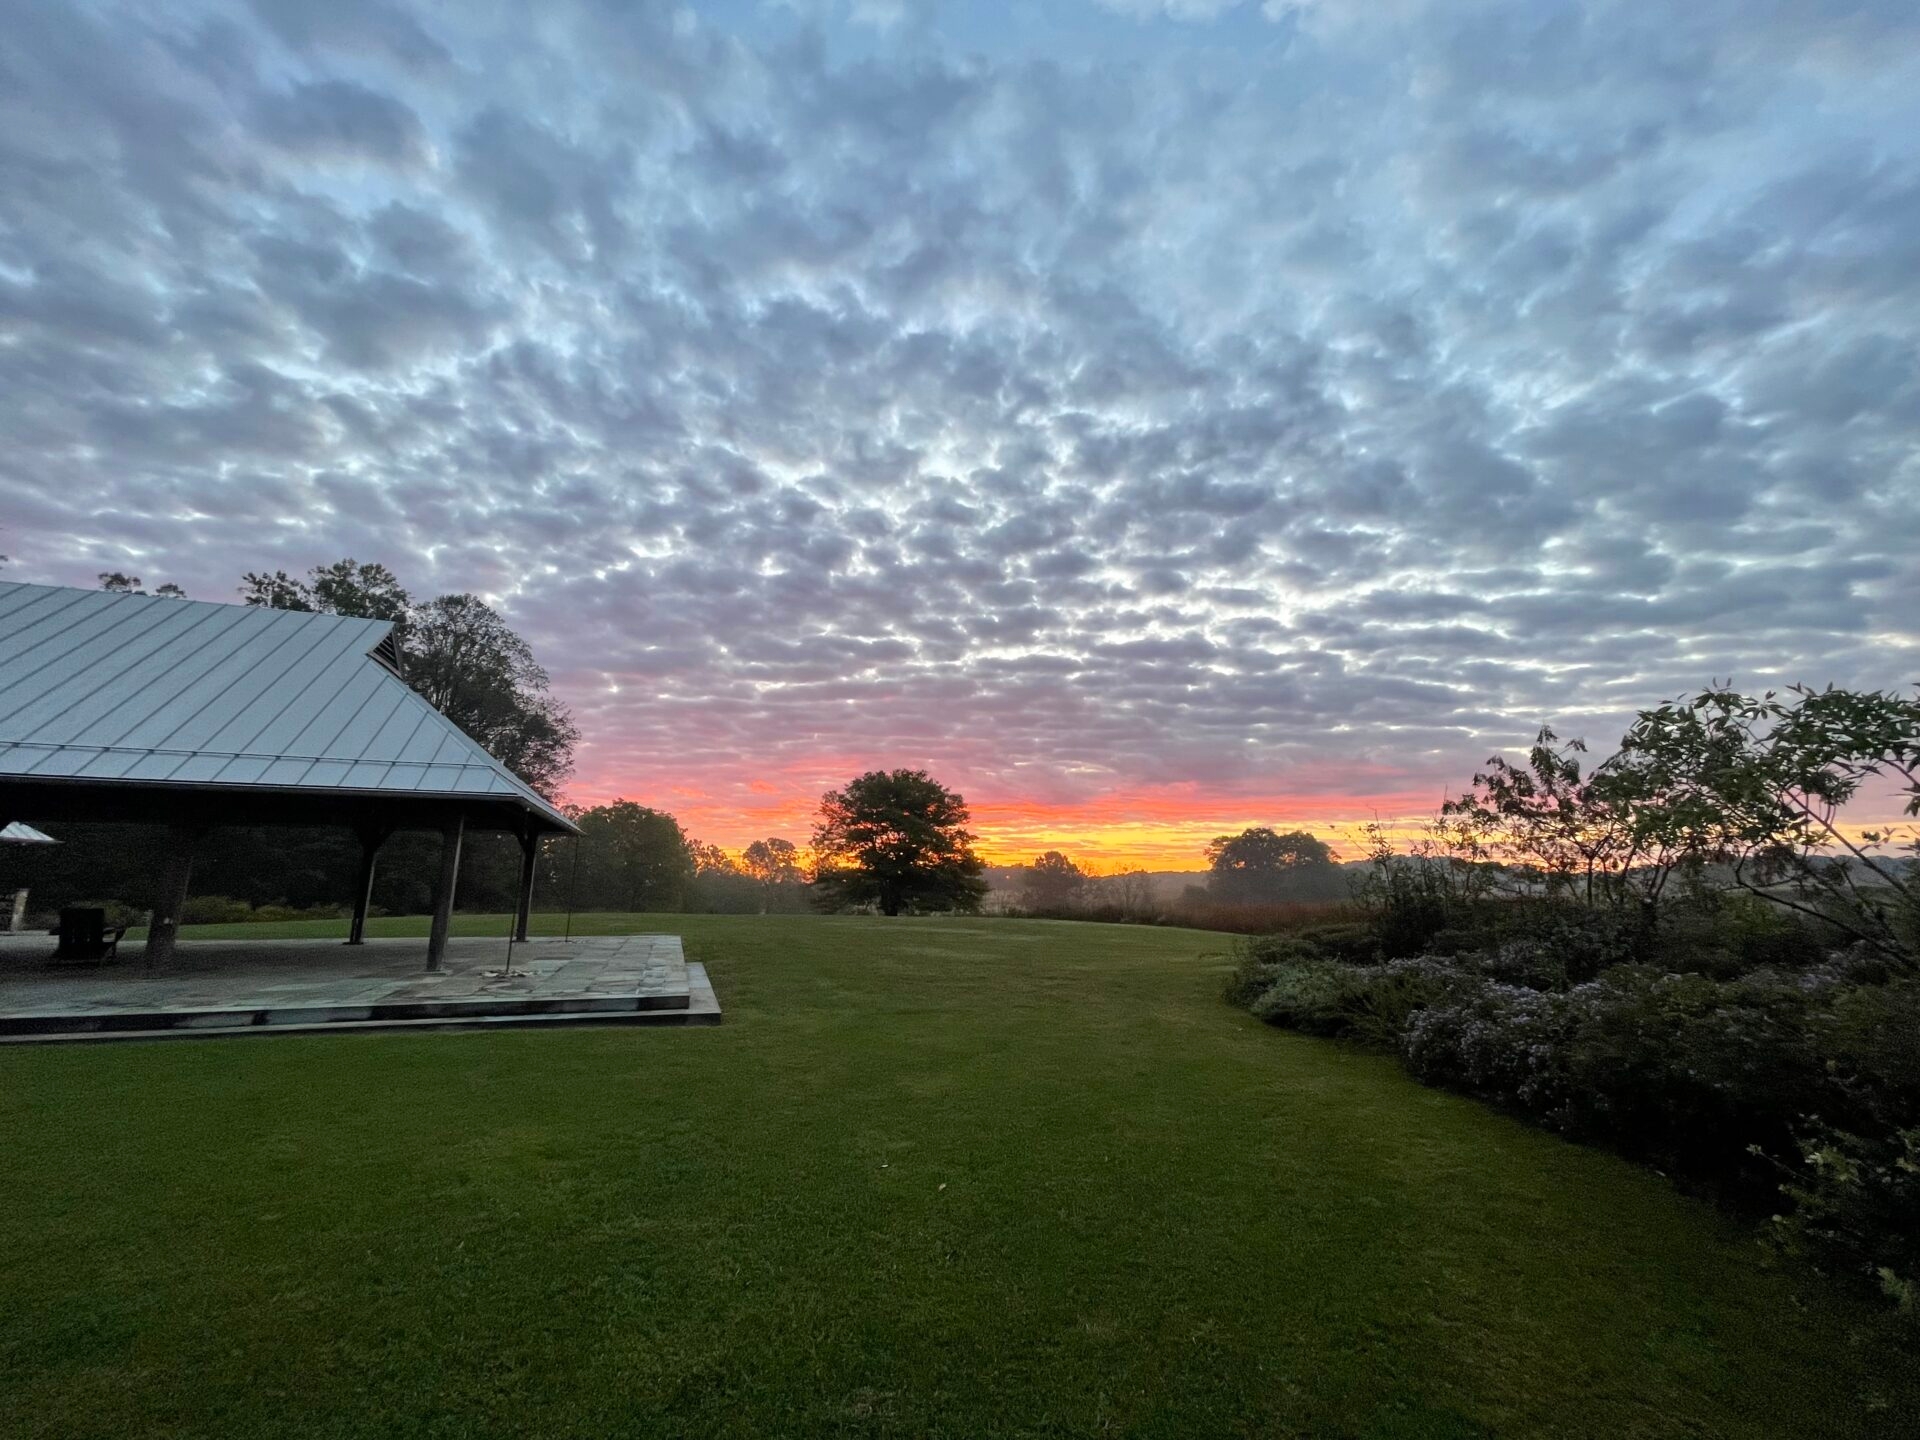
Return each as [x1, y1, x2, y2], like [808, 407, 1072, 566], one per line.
[0, 0, 1915, 860]
[252, 79, 429, 166]
[1095, 0, 1247, 20]
[246, 0, 448, 69]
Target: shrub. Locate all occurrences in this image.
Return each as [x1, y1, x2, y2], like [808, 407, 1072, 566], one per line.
[1557, 967, 1828, 1202]
[1355, 859, 1460, 957]
[1472, 936, 1573, 991]
[1512, 904, 1645, 982]
[1230, 915, 1920, 1305]
[1769, 1124, 1920, 1315]
[1341, 958, 1462, 1047]
[1247, 962, 1360, 1035]
[1817, 976, 1920, 1113]
[1288, 921, 1382, 963]
[1403, 982, 1575, 1121]
[251, 902, 347, 923]
[1222, 934, 1319, 1007]
[1232, 947, 1459, 1045]
[1642, 895, 1831, 979]
[1223, 929, 1380, 1008]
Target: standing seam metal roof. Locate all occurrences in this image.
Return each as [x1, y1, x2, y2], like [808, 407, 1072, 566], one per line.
[0, 582, 575, 832]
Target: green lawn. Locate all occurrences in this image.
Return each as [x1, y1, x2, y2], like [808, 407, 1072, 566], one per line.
[2, 915, 1914, 1439]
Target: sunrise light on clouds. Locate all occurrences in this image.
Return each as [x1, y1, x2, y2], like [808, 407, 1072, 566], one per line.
[3, 0, 1916, 866]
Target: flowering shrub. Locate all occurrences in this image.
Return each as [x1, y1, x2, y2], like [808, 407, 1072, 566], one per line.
[1402, 982, 1575, 1122]
[1224, 680, 1920, 1308]
[1229, 950, 1461, 1044]
[1247, 962, 1362, 1035]
[1228, 922, 1919, 1309]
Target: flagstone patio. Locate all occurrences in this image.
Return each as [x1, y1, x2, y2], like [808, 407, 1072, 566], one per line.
[0, 933, 719, 1042]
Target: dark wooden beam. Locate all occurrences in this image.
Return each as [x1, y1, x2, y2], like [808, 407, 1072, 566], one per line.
[426, 814, 464, 972]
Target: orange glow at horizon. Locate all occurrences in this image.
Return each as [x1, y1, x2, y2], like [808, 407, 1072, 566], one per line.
[558, 759, 1920, 874]
[561, 767, 1451, 871]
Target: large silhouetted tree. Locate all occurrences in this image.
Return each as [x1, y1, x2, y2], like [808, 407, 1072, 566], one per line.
[1204, 827, 1341, 903]
[405, 594, 577, 798]
[811, 769, 987, 916]
[1020, 850, 1087, 909]
[739, 838, 810, 913]
[743, 838, 804, 887]
[567, 801, 695, 912]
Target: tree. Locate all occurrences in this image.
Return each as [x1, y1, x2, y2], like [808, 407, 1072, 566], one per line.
[740, 838, 810, 913]
[1440, 726, 1713, 918]
[406, 594, 578, 798]
[99, 573, 185, 597]
[1204, 827, 1340, 902]
[811, 769, 987, 916]
[567, 801, 694, 912]
[240, 558, 578, 800]
[684, 841, 765, 913]
[1020, 850, 1087, 910]
[242, 559, 409, 624]
[239, 569, 313, 610]
[1616, 685, 1920, 965]
[687, 840, 733, 875]
[307, 559, 411, 625]
[1098, 866, 1156, 920]
[743, 838, 804, 887]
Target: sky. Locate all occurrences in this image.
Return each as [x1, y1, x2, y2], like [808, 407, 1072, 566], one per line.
[2, 0, 1917, 869]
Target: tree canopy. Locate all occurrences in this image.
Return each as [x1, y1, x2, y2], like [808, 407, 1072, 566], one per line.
[98, 572, 185, 598]
[1020, 850, 1087, 909]
[811, 769, 987, 916]
[405, 594, 577, 798]
[742, 838, 804, 888]
[238, 557, 577, 798]
[1204, 827, 1342, 903]
[563, 801, 695, 913]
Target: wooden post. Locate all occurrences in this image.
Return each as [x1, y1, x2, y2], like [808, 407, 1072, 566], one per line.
[144, 824, 200, 967]
[346, 822, 390, 946]
[426, 814, 464, 972]
[514, 832, 538, 942]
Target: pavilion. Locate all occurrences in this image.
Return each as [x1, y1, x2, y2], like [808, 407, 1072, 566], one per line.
[0, 581, 580, 968]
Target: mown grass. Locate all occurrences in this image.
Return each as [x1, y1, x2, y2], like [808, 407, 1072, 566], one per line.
[1, 913, 1914, 1439]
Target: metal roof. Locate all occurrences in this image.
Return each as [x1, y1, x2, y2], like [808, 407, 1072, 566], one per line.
[0, 582, 576, 833]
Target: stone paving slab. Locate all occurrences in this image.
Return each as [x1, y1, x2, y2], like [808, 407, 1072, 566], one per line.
[0, 934, 709, 1039]
[0, 965, 723, 1045]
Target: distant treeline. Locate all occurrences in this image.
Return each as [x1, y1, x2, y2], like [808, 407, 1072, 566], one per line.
[991, 828, 1354, 930]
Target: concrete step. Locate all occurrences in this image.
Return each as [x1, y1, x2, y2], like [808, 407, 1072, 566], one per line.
[0, 966, 721, 1045]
